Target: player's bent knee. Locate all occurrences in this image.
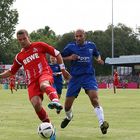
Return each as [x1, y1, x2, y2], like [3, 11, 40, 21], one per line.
[40, 81, 50, 92]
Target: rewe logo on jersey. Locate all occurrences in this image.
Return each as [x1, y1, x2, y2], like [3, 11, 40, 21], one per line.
[23, 53, 39, 65]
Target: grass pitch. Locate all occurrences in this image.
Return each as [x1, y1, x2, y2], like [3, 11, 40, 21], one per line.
[0, 88, 140, 140]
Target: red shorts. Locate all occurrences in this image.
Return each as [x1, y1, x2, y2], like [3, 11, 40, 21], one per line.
[113, 80, 119, 86]
[27, 73, 54, 100]
[10, 83, 15, 89]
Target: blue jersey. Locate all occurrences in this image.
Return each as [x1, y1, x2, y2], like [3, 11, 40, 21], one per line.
[61, 41, 100, 76]
[49, 63, 63, 94]
[49, 63, 63, 82]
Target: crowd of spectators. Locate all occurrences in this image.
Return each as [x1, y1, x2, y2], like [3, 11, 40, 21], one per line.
[96, 74, 140, 88]
[0, 69, 27, 89]
[0, 69, 140, 89]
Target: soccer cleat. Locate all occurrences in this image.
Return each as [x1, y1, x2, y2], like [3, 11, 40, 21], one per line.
[100, 121, 109, 134]
[50, 128, 56, 140]
[61, 116, 73, 128]
[48, 101, 63, 113]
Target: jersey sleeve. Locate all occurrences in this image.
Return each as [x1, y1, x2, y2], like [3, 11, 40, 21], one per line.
[9, 55, 22, 75]
[39, 42, 60, 56]
[92, 43, 100, 57]
[61, 44, 73, 57]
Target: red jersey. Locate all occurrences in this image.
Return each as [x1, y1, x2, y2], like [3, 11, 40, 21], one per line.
[113, 71, 119, 86]
[9, 42, 59, 85]
[9, 75, 15, 80]
[9, 75, 16, 87]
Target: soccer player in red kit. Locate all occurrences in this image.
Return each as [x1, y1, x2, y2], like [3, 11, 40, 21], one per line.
[113, 69, 119, 94]
[9, 75, 17, 94]
[0, 29, 71, 140]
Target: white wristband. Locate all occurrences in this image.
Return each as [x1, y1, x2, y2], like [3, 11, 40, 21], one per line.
[59, 64, 65, 70]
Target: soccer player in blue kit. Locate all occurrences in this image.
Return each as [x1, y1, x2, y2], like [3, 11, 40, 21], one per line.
[60, 29, 109, 134]
[49, 56, 63, 99]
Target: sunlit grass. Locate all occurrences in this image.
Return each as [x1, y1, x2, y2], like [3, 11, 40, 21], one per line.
[0, 88, 140, 140]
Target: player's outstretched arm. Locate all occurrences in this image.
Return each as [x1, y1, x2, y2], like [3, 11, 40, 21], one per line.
[56, 54, 71, 81]
[95, 55, 104, 65]
[0, 70, 13, 78]
[61, 69, 71, 81]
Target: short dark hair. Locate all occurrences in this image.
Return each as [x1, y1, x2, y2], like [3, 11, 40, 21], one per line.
[16, 29, 28, 36]
[75, 29, 85, 34]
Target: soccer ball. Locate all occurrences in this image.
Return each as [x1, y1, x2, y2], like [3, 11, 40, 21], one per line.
[37, 122, 55, 139]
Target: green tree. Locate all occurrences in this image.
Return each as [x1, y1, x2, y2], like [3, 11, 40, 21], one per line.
[55, 24, 140, 75]
[30, 26, 57, 47]
[3, 24, 140, 76]
[56, 32, 74, 51]
[5, 39, 20, 64]
[0, 0, 18, 63]
[105, 23, 140, 57]
[92, 24, 140, 75]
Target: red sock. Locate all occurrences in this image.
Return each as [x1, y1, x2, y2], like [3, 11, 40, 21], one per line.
[45, 86, 59, 101]
[36, 107, 50, 122]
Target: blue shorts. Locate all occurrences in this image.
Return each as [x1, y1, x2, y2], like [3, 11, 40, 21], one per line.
[53, 81, 63, 95]
[53, 76, 63, 95]
[66, 74, 98, 97]
[53, 83, 63, 95]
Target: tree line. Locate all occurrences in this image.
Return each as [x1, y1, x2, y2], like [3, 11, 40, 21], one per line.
[0, 0, 140, 75]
